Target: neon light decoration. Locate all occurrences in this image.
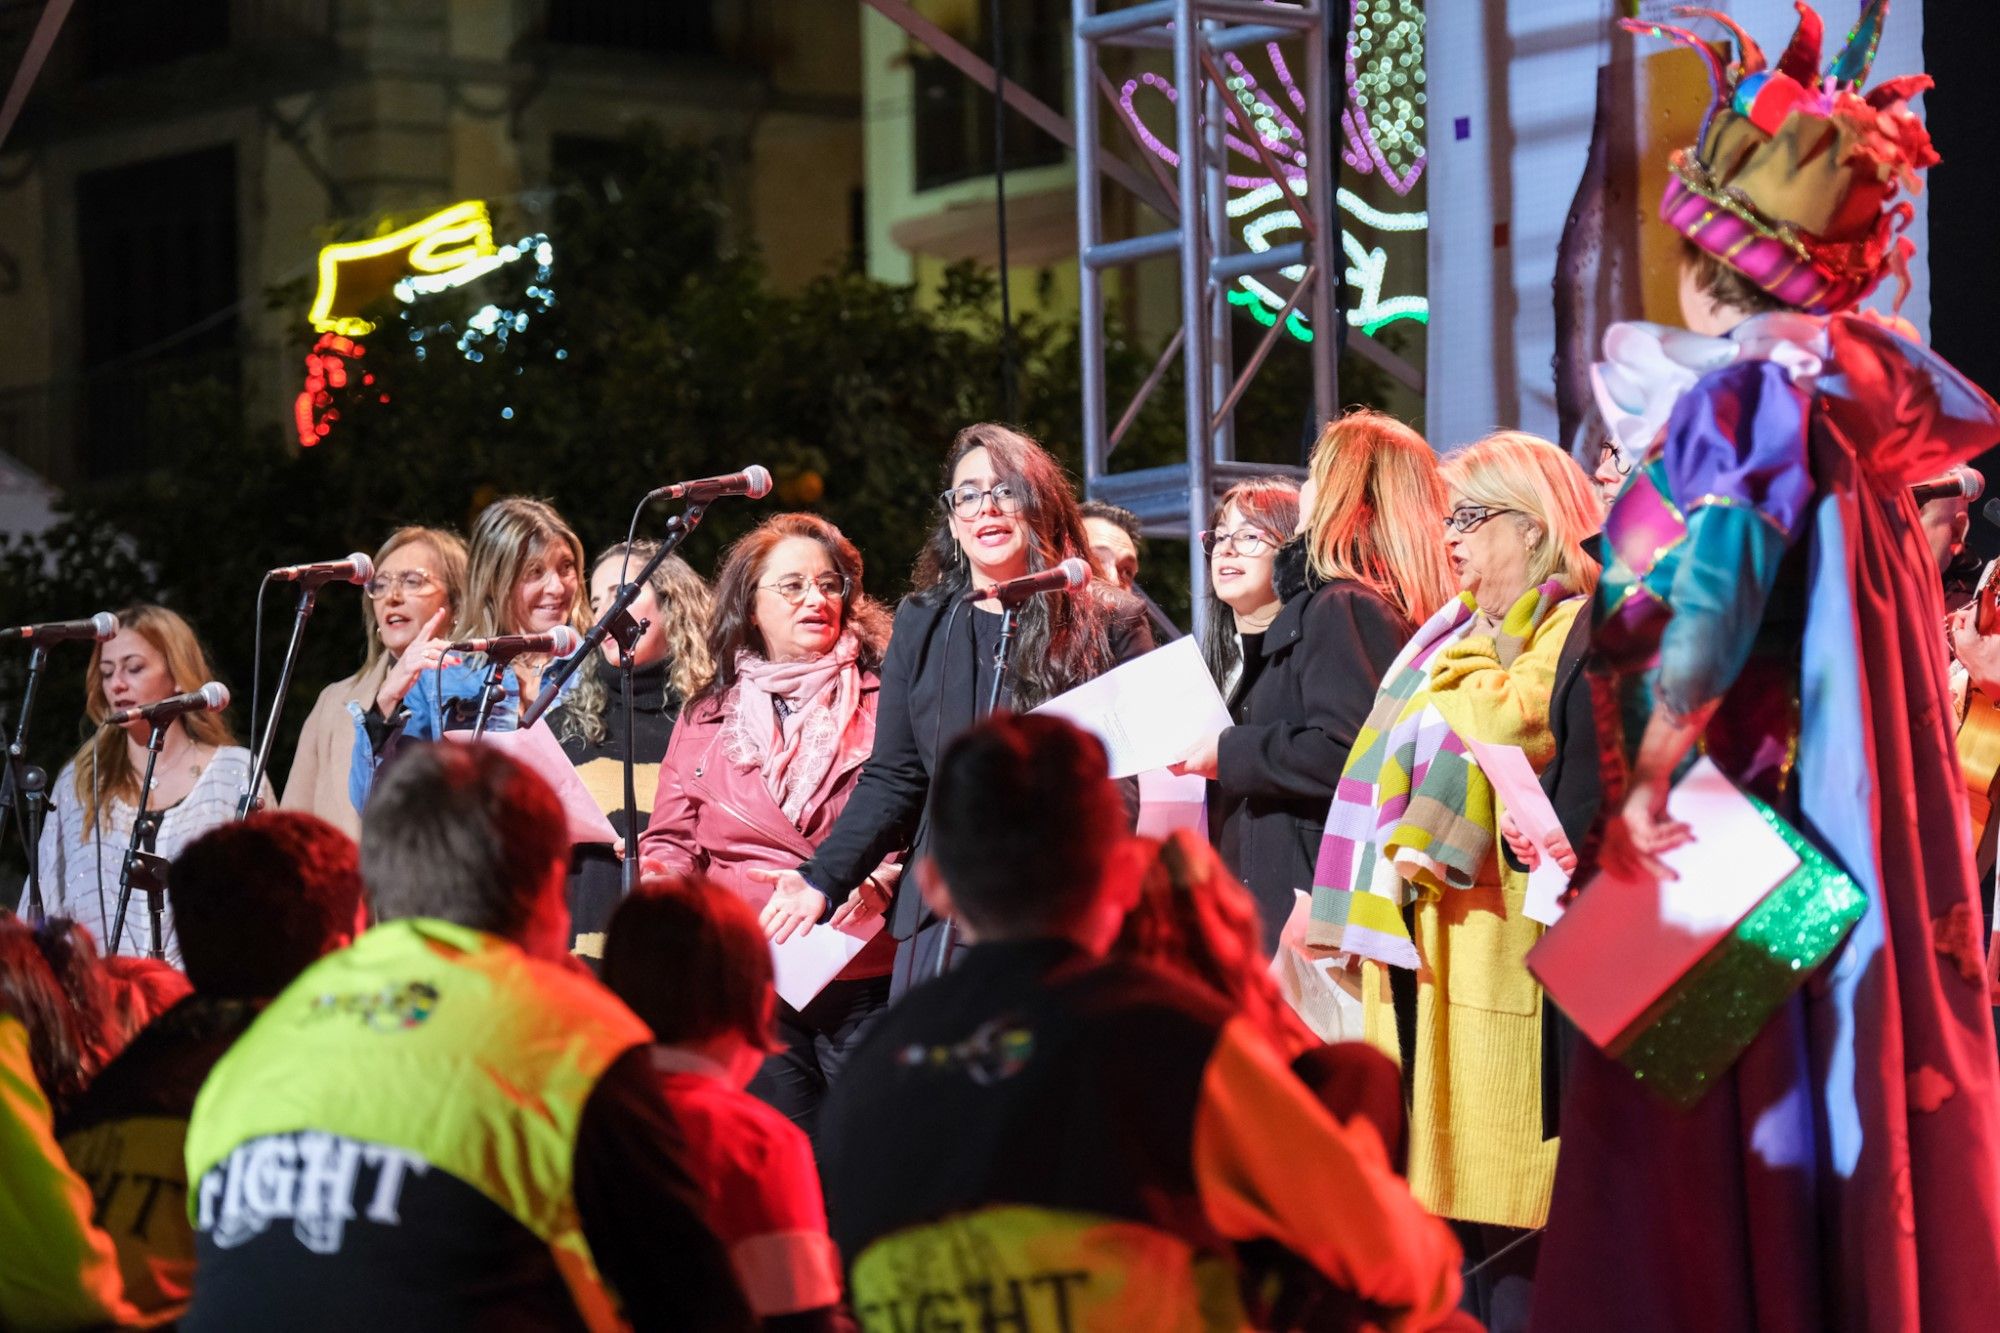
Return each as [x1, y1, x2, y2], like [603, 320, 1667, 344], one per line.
[1115, 0, 1427, 341]
[294, 201, 559, 446]
[306, 201, 499, 336]
[396, 236, 556, 365]
[293, 333, 384, 447]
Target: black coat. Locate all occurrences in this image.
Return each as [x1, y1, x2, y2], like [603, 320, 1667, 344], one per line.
[802, 590, 1154, 941]
[1214, 573, 1412, 952]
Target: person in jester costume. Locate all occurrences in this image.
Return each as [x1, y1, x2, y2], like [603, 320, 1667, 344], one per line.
[1531, 4, 2000, 1331]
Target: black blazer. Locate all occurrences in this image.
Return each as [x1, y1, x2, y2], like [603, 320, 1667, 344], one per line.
[1214, 577, 1412, 951]
[802, 590, 1154, 940]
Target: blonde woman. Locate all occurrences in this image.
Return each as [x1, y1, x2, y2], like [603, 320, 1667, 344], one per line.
[38, 606, 271, 965]
[544, 540, 713, 960]
[1311, 430, 1600, 1329]
[280, 526, 467, 837]
[347, 497, 590, 811]
[1173, 409, 1458, 950]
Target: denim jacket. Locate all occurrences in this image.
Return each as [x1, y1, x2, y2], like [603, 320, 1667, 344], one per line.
[346, 656, 585, 813]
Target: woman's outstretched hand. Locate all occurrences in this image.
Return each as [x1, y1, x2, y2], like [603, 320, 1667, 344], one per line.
[748, 867, 829, 943]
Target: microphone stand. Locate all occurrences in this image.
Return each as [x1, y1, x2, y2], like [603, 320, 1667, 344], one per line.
[1, 645, 51, 920]
[519, 506, 703, 896]
[240, 582, 319, 817]
[934, 599, 1022, 979]
[519, 505, 707, 733]
[469, 657, 511, 740]
[602, 607, 648, 898]
[109, 720, 172, 960]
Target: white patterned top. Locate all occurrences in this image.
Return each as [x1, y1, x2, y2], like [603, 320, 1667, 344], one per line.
[34, 746, 270, 967]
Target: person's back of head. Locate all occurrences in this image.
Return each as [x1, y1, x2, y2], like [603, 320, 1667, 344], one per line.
[602, 875, 779, 1076]
[168, 812, 364, 998]
[925, 713, 1131, 948]
[99, 956, 193, 1047]
[1111, 830, 1314, 1058]
[360, 742, 571, 956]
[0, 914, 93, 1113]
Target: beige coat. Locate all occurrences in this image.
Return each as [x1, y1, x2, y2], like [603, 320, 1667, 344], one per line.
[279, 658, 388, 839]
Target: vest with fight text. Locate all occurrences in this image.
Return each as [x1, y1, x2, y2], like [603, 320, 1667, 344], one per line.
[183, 917, 649, 1327]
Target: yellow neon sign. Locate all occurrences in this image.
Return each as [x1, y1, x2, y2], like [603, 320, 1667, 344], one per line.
[307, 200, 497, 335]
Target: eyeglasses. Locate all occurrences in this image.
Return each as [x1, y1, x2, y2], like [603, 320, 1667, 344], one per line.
[1200, 527, 1277, 557]
[365, 570, 438, 599]
[940, 482, 1024, 519]
[758, 573, 850, 606]
[1598, 439, 1633, 478]
[1443, 505, 1520, 534]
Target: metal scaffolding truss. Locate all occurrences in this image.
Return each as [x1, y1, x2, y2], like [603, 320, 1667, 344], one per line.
[1073, 0, 1339, 638]
[866, 0, 1409, 637]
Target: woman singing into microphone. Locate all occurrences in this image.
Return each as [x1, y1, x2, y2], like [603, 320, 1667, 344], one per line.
[346, 497, 590, 811]
[38, 605, 270, 965]
[754, 423, 1153, 990]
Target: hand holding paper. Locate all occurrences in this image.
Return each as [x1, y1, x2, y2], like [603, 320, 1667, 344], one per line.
[1463, 737, 1572, 924]
[1030, 637, 1232, 778]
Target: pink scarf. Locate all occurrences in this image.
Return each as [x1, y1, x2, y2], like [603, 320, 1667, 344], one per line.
[721, 632, 865, 823]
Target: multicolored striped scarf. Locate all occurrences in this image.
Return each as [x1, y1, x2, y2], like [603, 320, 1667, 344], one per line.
[1306, 581, 1570, 968]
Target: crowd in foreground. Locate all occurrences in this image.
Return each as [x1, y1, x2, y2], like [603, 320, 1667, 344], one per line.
[5, 718, 1464, 1330]
[10, 4, 2000, 1329]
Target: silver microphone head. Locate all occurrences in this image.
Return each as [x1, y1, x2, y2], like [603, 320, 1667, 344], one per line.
[547, 625, 580, 656]
[1058, 557, 1091, 588]
[198, 681, 231, 711]
[90, 611, 119, 641]
[743, 465, 773, 499]
[1956, 466, 1986, 503]
[345, 553, 376, 585]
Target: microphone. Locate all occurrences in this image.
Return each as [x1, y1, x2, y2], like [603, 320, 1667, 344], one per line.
[0, 611, 118, 643]
[1912, 467, 1984, 507]
[104, 682, 230, 728]
[964, 557, 1092, 606]
[645, 466, 773, 504]
[269, 553, 375, 587]
[445, 625, 580, 659]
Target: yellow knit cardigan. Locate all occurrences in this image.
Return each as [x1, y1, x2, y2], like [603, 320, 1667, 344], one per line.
[1359, 593, 1583, 1230]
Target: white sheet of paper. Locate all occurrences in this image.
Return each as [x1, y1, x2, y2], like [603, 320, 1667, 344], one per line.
[771, 914, 885, 1010]
[443, 722, 619, 846]
[1136, 767, 1208, 838]
[1030, 637, 1231, 778]
[1525, 856, 1569, 926]
[1528, 756, 1801, 1051]
[1464, 737, 1572, 924]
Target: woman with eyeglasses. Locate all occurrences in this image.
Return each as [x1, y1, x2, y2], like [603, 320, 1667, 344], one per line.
[752, 423, 1153, 993]
[280, 526, 467, 837]
[639, 513, 896, 1141]
[1173, 413, 1457, 952]
[1311, 430, 1600, 1329]
[346, 497, 591, 813]
[540, 541, 712, 964]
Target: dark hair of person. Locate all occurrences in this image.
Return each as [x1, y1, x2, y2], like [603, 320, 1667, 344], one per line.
[696, 512, 891, 704]
[30, 917, 121, 1081]
[1200, 475, 1301, 688]
[1078, 500, 1143, 546]
[602, 875, 780, 1053]
[1679, 237, 1794, 317]
[360, 744, 569, 941]
[0, 914, 93, 1113]
[169, 812, 364, 998]
[928, 713, 1124, 933]
[910, 423, 1125, 710]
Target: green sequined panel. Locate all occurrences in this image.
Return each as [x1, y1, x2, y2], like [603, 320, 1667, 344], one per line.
[1610, 796, 1866, 1108]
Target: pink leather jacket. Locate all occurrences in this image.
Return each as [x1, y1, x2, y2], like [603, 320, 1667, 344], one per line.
[640, 672, 897, 979]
